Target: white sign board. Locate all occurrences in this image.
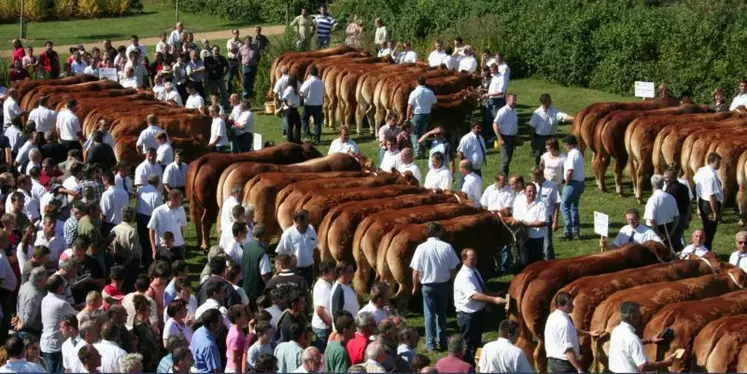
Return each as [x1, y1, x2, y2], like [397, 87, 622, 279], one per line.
[253, 133, 263, 151]
[99, 68, 118, 81]
[593, 211, 609, 237]
[634, 81, 655, 98]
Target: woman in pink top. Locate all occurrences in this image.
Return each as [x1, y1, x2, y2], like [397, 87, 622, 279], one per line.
[146, 261, 171, 328]
[225, 304, 250, 373]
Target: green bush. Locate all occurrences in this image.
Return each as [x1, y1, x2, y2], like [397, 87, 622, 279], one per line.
[328, 0, 747, 103]
[176, 0, 314, 24]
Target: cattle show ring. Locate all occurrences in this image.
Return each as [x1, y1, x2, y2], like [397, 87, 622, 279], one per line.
[11, 44, 747, 373]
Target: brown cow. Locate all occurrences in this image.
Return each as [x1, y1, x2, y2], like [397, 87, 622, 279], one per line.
[624, 111, 742, 202]
[737, 343, 747, 372]
[592, 104, 707, 194]
[16, 74, 98, 105]
[351, 202, 480, 296]
[555, 254, 725, 370]
[589, 268, 747, 372]
[382, 212, 513, 310]
[506, 241, 673, 371]
[273, 171, 412, 230]
[692, 314, 747, 372]
[643, 289, 747, 372]
[269, 45, 360, 98]
[318, 191, 468, 294]
[21, 79, 123, 110]
[185, 143, 322, 249]
[243, 171, 367, 238]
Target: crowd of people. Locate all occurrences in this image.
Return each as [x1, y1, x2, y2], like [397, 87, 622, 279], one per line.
[1, 7, 747, 374]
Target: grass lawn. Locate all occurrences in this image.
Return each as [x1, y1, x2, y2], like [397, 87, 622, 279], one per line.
[178, 77, 742, 364]
[0, 1, 242, 50]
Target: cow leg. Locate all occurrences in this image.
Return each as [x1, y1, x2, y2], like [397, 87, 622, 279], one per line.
[200, 208, 214, 250]
[515, 321, 536, 370]
[592, 151, 609, 193]
[393, 283, 411, 313]
[630, 157, 640, 202]
[355, 102, 367, 136]
[613, 154, 627, 196]
[534, 339, 548, 373]
[738, 187, 747, 226]
[191, 203, 207, 250]
[368, 106, 378, 136]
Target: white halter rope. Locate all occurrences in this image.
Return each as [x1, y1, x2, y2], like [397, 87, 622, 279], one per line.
[728, 271, 745, 289]
[697, 256, 718, 275]
[495, 211, 518, 244]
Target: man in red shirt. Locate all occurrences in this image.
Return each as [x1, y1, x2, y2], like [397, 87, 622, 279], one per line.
[346, 312, 376, 364]
[10, 39, 25, 65]
[435, 335, 475, 373]
[39, 41, 60, 79]
[39, 158, 63, 188]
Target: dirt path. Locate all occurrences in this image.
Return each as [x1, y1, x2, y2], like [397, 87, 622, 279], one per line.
[1, 24, 286, 57]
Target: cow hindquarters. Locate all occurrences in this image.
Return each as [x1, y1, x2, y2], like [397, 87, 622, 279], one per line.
[613, 153, 628, 196]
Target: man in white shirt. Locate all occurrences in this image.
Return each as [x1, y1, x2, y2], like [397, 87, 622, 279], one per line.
[561, 135, 585, 241]
[27, 96, 56, 135]
[531, 166, 561, 260]
[161, 82, 183, 106]
[2, 88, 23, 131]
[396, 42, 418, 64]
[328, 126, 358, 155]
[147, 190, 188, 261]
[208, 105, 228, 152]
[311, 261, 335, 351]
[512, 183, 548, 266]
[460, 160, 482, 207]
[454, 248, 506, 366]
[135, 114, 165, 155]
[482, 64, 507, 142]
[608, 302, 674, 373]
[56, 99, 83, 152]
[134, 148, 162, 190]
[220, 185, 242, 239]
[427, 41, 447, 67]
[120, 67, 138, 88]
[100, 173, 129, 233]
[169, 22, 184, 50]
[397, 147, 422, 185]
[602, 208, 662, 250]
[68, 52, 88, 75]
[528, 93, 574, 165]
[93, 322, 127, 373]
[276, 208, 317, 286]
[406, 76, 437, 159]
[479, 320, 533, 373]
[544, 292, 597, 373]
[424, 151, 452, 190]
[135, 175, 162, 272]
[410, 222, 460, 351]
[679, 229, 709, 259]
[644, 174, 680, 247]
[442, 47, 459, 71]
[0, 336, 45, 373]
[224, 222, 248, 266]
[156, 132, 173, 166]
[357, 282, 392, 325]
[457, 122, 488, 177]
[163, 150, 188, 194]
[493, 93, 519, 175]
[480, 172, 515, 213]
[374, 18, 389, 47]
[184, 84, 205, 109]
[729, 79, 747, 111]
[41, 274, 78, 373]
[330, 261, 360, 318]
[458, 46, 478, 73]
[299, 66, 326, 144]
[232, 99, 254, 152]
[694, 152, 723, 249]
[729, 231, 747, 272]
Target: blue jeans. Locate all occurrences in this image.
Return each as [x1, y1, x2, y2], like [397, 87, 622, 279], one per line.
[241, 65, 258, 99]
[422, 281, 449, 350]
[313, 327, 330, 352]
[457, 311, 483, 366]
[226, 60, 239, 94]
[562, 180, 585, 236]
[302, 105, 323, 142]
[42, 351, 62, 373]
[411, 113, 431, 158]
[500, 244, 513, 273]
[317, 35, 331, 49]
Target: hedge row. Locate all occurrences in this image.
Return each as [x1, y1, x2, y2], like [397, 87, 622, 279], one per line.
[176, 0, 316, 25]
[0, 0, 141, 22]
[327, 0, 747, 103]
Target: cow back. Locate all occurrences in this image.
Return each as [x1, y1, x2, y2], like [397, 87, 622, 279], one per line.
[692, 314, 747, 372]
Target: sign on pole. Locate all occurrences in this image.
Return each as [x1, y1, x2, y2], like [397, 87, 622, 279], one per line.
[99, 68, 118, 81]
[634, 81, 655, 98]
[593, 211, 609, 238]
[253, 133, 263, 151]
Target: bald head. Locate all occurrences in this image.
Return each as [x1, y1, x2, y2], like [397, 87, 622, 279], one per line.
[737, 231, 747, 253]
[459, 159, 473, 174]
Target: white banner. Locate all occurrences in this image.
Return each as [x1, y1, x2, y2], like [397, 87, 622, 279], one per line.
[99, 68, 118, 81]
[634, 81, 655, 98]
[594, 211, 609, 237]
[253, 133, 263, 151]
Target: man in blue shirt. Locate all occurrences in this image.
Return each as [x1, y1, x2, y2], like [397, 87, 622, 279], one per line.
[190, 308, 223, 373]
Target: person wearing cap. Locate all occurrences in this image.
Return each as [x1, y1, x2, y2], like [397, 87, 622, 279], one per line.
[560, 135, 585, 240]
[406, 76, 437, 159]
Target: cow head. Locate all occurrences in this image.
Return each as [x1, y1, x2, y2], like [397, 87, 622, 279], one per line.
[643, 240, 675, 263]
[300, 141, 324, 159]
[349, 152, 376, 172]
[727, 268, 747, 289]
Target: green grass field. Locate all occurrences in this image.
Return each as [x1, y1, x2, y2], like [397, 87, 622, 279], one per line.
[176, 77, 742, 363]
[0, 1, 241, 49]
